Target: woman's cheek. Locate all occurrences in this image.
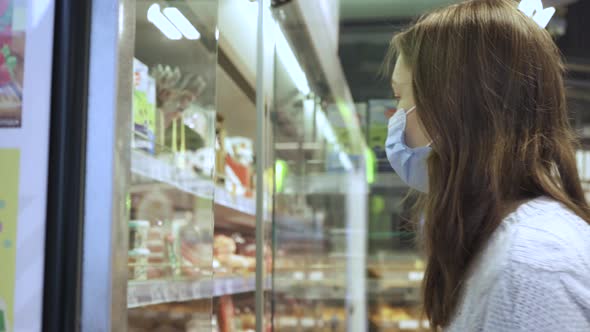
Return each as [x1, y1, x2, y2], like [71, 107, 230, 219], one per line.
[405, 113, 430, 148]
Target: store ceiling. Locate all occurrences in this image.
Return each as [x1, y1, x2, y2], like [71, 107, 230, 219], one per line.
[340, 0, 458, 21]
[338, 0, 584, 102]
[340, 0, 580, 21]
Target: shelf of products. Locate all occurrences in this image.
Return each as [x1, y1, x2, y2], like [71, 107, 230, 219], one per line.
[367, 270, 424, 290]
[370, 313, 430, 331]
[131, 149, 256, 218]
[128, 275, 272, 308]
[273, 306, 348, 332]
[131, 149, 215, 199]
[120, 0, 367, 331]
[366, 178, 426, 329]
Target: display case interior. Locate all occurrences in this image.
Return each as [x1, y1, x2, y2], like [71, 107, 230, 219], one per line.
[122, 0, 367, 331]
[269, 1, 369, 330]
[128, 1, 220, 330]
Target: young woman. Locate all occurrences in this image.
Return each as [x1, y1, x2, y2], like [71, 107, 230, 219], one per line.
[385, 0, 590, 330]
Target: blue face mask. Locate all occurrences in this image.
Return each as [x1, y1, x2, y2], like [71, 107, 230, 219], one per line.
[385, 106, 432, 193]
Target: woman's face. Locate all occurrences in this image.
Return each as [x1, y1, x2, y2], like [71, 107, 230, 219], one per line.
[392, 55, 430, 148]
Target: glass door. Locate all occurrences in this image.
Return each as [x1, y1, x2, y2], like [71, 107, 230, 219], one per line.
[266, 1, 369, 331]
[82, 0, 221, 331]
[81, 1, 368, 331]
[127, 1, 219, 330]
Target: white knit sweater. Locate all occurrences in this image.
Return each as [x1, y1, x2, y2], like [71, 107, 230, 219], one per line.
[446, 197, 590, 331]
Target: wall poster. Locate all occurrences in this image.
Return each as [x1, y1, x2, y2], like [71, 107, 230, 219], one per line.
[0, 149, 19, 332]
[0, 0, 55, 331]
[0, 0, 25, 128]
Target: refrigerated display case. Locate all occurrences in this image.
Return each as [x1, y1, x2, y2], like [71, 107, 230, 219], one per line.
[80, 0, 369, 331]
[127, 1, 240, 330]
[364, 134, 429, 331]
[268, 1, 369, 331]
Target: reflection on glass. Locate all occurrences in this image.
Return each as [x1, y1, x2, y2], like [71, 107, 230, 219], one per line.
[269, 1, 367, 330]
[127, 1, 218, 331]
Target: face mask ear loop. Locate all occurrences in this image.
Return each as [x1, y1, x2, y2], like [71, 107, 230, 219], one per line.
[405, 106, 417, 116]
[406, 106, 433, 148]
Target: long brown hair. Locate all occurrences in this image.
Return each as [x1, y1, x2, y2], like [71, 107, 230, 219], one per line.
[387, 0, 590, 328]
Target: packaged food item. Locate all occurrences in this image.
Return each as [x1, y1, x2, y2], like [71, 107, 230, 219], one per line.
[132, 58, 157, 153]
[173, 217, 208, 278]
[165, 233, 179, 277]
[215, 114, 227, 183]
[187, 147, 215, 177]
[226, 254, 255, 272]
[129, 248, 150, 280]
[224, 137, 254, 197]
[217, 295, 235, 332]
[128, 220, 150, 250]
[146, 221, 173, 278]
[241, 307, 255, 330]
[233, 308, 243, 331]
[186, 313, 214, 332]
[212, 314, 220, 332]
[213, 234, 236, 256]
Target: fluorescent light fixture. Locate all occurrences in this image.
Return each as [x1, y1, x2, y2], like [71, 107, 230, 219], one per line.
[163, 7, 201, 40]
[148, 4, 182, 40]
[215, 27, 219, 41]
[275, 23, 311, 95]
[316, 109, 337, 144]
[338, 151, 354, 171]
[518, 0, 555, 29]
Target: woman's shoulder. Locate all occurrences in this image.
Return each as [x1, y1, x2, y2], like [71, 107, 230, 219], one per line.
[502, 196, 590, 274]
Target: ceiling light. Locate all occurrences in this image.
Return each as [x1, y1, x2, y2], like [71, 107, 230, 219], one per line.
[274, 20, 310, 95]
[147, 4, 182, 40]
[163, 7, 201, 40]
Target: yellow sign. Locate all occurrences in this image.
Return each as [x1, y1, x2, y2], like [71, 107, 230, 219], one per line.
[0, 149, 20, 332]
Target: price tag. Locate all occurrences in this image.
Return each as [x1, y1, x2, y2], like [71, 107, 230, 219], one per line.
[163, 283, 173, 302]
[191, 281, 201, 299]
[293, 271, 305, 280]
[200, 279, 213, 298]
[279, 317, 297, 327]
[223, 278, 231, 294]
[301, 318, 315, 327]
[150, 283, 164, 303]
[214, 279, 224, 296]
[408, 271, 424, 281]
[127, 285, 138, 306]
[166, 282, 182, 301]
[309, 271, 324, 281]
[399, 320, 420, 329]
[135, 284, 152, 304]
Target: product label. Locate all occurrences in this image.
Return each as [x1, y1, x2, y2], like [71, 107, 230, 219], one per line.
[0, 149, 20, 332]
[132, 58, 156, 153]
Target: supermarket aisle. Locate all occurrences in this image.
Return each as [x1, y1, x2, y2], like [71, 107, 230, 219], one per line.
[3, 1, 589, 332]
[339, 0, 590, 331]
